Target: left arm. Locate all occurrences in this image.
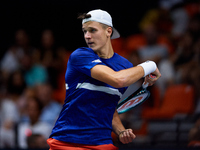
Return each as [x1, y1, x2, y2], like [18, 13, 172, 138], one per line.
[112, 109, 136, 144]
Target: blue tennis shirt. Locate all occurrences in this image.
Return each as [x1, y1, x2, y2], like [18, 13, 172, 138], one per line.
[50, 47, 133, 145]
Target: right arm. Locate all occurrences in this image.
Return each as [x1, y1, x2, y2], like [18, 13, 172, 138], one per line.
[91, 64, 161, 88]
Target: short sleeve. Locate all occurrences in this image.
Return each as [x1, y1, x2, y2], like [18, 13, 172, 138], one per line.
[69, 47, 105, 76]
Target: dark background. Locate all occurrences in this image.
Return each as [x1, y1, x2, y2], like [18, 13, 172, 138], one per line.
[0, 0, 159, 55]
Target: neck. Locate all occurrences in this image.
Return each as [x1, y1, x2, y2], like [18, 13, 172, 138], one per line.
[96, 40, 114, 59]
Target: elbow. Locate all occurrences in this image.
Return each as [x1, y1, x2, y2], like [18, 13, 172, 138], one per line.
[112, 78, 126, 88]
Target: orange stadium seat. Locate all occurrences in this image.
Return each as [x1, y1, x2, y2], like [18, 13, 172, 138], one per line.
[125, 34, 174, 56]
[142, 84, 195, 120]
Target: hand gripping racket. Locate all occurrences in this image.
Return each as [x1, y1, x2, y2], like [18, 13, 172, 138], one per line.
[117, 74, 155, 114]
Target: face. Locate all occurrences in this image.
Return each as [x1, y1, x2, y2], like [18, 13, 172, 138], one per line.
[27, 97, 41, 123]
[82, 21, 112, 51]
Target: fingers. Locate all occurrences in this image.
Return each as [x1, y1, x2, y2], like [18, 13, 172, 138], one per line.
[152, 68, 161, 80]
[119, 129, 136, 144]
[144, 68, 161, 86]
[144, 75, 155, 86]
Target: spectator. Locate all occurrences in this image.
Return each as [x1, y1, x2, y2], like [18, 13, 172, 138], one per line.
[139, 0, 189, 49]
[170, 25, 200, 114]
[0, 70, 26, 148]
[18, 96, 52, 149]
[19, 87, 37, 121]
[20, 53, 48, 87]
[0, 29, 35, 80]
[35, 83, 62, 126]
[38, 29, 59, 89]
[187, 13, 200, 43]
[137, 23, 169, 63]
[171, 32, 199, 87]
[27, 134, 49, 149]
[52, 46, 71, 103]
[169, 1, 189, 40]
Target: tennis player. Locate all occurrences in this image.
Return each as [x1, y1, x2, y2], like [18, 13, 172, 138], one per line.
[47, 9, 161, 150]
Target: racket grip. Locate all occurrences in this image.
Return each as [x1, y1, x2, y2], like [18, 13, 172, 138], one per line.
[142, 82, 149, 88]
[142, 74, 156, 88]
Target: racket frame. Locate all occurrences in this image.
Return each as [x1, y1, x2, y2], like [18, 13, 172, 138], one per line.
[117, 85, 150, 114]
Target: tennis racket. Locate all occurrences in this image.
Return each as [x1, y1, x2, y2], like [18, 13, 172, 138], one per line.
[117, 74, 155, 114]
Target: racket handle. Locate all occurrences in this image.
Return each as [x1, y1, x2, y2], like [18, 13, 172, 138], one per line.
[142, 74, 156, 88]
[142, 82, 149, 88]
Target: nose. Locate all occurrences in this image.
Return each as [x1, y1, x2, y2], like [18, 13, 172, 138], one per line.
[84, 31, 91, 39]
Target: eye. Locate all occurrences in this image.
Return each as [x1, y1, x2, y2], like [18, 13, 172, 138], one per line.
[91, 29, 96, 32]
[89, 28, 97, 33]
[82, 29, 87, 34]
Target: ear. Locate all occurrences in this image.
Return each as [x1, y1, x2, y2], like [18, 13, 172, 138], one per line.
[106, 27, 113, 38]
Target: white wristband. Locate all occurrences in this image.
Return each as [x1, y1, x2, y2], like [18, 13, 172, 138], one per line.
[138, 61, 157, 77]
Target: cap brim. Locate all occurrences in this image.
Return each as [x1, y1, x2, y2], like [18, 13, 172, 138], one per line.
[111, 27, 120, 39]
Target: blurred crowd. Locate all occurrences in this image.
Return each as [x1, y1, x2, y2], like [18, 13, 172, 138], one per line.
[0, 29, 69, 149]
[114, 0, 200, 148]
[0, 0, 200, 149]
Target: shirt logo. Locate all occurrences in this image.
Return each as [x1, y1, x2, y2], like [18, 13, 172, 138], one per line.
[66, 83, 69, 90]
[92, 59, 102, 63]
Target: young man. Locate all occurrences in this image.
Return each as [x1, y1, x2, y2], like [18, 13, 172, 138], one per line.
[47, 9, 161, 150]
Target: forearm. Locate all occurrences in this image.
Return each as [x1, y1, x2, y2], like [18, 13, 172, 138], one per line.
[91, 65, 144, 88]
[112, 109, 136, 144]
[113, 66, 144, 87]
[91, 61, 159, 88]
[112, 109, 126, 136]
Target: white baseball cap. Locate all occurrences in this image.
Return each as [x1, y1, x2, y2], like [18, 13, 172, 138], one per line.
[82, 9, 120, 39]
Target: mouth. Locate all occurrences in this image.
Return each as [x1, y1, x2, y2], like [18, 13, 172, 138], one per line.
[87, 42, 94, 47]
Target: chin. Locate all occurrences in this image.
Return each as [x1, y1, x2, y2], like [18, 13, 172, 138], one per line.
[89, 46, 97, 51]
